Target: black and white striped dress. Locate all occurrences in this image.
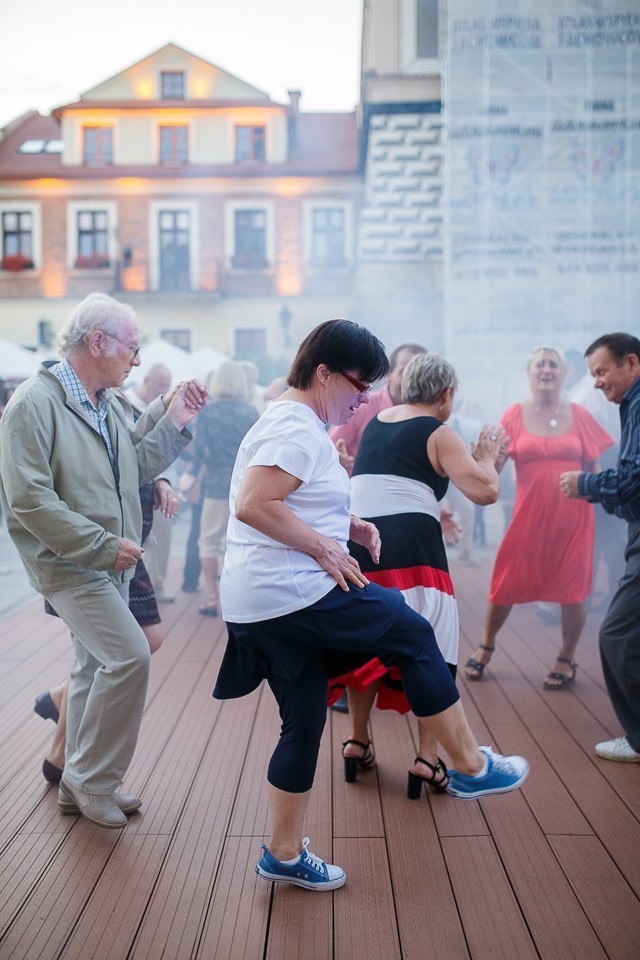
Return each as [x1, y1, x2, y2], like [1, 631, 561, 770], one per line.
[333, 414, 458, 713]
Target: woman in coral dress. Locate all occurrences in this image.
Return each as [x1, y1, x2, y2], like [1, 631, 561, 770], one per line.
[465, 346, 613, 689]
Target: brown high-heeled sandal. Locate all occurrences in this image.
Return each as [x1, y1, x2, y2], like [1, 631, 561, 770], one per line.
[342, 739, 375, 783]
[407, 756, 449, 799]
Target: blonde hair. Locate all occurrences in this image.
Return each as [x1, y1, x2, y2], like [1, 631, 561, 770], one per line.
[206, 361, 248, 400]
[527, 346, 566, 372]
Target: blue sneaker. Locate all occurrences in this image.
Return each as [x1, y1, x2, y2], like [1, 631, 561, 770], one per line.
[256, 837, 346, 891]
[446, 746, 529, 799]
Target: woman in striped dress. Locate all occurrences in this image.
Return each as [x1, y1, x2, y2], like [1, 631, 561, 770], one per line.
[334, 353, 505, 796]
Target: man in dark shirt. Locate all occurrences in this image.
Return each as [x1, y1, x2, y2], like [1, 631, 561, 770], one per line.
[560, 332, 640, 762]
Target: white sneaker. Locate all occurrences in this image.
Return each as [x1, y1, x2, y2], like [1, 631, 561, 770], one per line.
[595, 737, 640, 762]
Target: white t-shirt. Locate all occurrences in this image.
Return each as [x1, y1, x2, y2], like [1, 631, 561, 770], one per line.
[220, 400, 351, 622]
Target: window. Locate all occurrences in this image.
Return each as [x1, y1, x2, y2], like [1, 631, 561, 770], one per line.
[311, 208, 346, 266]
[235, 328, 266, 360]
[160, 126, 188, 164]
[232, 209, 268, 268]
[83, 127, 113, 165]
[160, 329, 191, 350]
[161, 71, 185, 99]
[402, 0, 439, 70]
[19, 139, 62, 154]
[75, 210, 110, 268]
[235, 125, 266, 162]
[417, 0, 438, 59]
[1, 211, 34, 270]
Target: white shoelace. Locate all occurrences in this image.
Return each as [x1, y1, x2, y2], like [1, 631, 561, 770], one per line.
[300, 838, 325, 874]
[482, 748, 515, 775]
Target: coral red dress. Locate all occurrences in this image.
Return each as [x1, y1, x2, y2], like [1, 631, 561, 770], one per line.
[489, 403, 613, 605]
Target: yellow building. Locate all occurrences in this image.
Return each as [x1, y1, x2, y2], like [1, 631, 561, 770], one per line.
[0, 43, 361, 368]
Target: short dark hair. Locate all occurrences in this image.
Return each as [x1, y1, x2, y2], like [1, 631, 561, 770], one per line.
[288, 319, 389, 390]
[388, 342, 428, 371]
[585, 332, 640, 364]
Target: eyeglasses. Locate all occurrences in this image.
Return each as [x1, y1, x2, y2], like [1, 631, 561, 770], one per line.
[339, 371, 372, 394]
[104, 332, 141, 360]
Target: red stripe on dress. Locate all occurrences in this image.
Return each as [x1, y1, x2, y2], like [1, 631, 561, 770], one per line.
[366, 565, 455, 596]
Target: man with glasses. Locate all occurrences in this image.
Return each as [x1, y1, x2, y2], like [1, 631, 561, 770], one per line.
[0, 292, 206, 827]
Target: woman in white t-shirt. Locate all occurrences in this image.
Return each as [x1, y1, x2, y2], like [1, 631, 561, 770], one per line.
[213, 319, 529, 893]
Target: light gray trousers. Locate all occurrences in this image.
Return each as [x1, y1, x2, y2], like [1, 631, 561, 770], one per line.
[46, 578, 151, 795]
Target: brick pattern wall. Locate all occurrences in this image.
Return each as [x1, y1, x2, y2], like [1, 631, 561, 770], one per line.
[359, 112, 443, 261]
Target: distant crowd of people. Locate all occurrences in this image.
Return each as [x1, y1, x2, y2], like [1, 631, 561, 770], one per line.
[0, 291, 638, 895]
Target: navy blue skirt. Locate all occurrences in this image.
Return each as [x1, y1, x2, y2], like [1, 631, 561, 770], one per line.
[213, 581, 458, 718]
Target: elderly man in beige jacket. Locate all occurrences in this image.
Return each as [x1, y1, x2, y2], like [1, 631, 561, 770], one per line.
[0, 293, 206, 828]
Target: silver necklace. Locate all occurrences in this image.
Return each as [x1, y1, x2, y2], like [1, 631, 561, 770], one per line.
[533, 402, 560, 428]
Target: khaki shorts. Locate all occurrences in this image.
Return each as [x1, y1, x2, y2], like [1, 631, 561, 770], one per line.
[198, 497, 230, 559]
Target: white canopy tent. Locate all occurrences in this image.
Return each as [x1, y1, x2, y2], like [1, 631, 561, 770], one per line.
[191, 347, 229, 382]
[0, 339, 41, 380]
[126, 339, 197, 388]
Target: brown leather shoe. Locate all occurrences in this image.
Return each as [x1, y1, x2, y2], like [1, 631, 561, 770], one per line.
[58, 779, 128, 828]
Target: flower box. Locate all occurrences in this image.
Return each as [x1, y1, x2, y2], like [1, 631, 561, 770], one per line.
[2, 253, 35, 271]
[74, 254, 111, 269]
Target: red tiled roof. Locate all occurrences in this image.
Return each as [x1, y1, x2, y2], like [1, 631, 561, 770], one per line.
[0, 112, 62, 178]
[0, 110, 358, 179]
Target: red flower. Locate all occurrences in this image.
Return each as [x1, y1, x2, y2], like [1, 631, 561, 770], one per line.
[2, 253, 34, 271]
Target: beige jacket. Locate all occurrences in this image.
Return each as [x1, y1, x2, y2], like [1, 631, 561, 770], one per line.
[0, 362, 191, 594]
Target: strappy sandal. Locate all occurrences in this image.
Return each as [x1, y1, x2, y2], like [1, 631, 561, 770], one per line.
[543, 658, 577, 690]
[342, 739, 375, 783]
[464, 644, 495, 681]
[407, 756, 449, 799]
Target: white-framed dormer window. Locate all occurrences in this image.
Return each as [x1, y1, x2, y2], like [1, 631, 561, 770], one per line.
[67, 201, 117, 270]
[161, 71, 185, 99]
[303, 201, 352, 268]
[402, 0, 440, 73]
[0, 202, 40, 271]
[224, 200, 275, 270]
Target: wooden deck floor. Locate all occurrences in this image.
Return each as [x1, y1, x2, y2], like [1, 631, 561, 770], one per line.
[1, 551, 639, 960]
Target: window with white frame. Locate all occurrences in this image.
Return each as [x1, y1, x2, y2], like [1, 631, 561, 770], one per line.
[0, 203, 39, 271]
[67, 202, 116, 270]
[161, 71, 185, 99]
[225, 200, 274, 271]
[159, 126, 188, 164]
[402, 0, 440, 72]
[83, 126, 113, 165]
[304, 201, 351, 268]
[2, 211, 34, 269]
[235, 125, 266, 162]
[311, 207, 347, 267]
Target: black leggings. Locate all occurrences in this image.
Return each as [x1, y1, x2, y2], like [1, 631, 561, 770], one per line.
[264, 590, 459, 793]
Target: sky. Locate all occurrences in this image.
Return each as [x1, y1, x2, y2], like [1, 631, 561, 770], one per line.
[0, 0, 363, 129]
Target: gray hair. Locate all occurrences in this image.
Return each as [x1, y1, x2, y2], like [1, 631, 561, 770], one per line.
[58, 292, 137, 357]
[401, 352, 459, 405]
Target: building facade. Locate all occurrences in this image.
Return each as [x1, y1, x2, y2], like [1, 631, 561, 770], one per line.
[0, 44, 361, 366]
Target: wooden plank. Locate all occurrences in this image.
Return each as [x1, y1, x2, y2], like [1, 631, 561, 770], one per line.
[197, 837, 271, 960]
[333, 838, 402, 960]
[125, 680, 262, 958]
[58, 835, 172, 960]
[549, 834, 640, 960]
[481, 795, 609, 959]
[442, 835, 538, 960]
[0, 822, 120, 960]
[373, 709, 470, 960]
